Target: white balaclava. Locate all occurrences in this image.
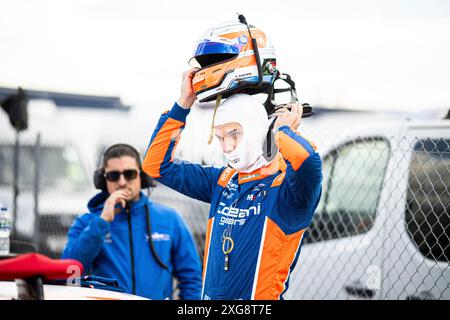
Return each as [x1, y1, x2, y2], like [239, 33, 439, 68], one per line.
[214, 93, 271, 173]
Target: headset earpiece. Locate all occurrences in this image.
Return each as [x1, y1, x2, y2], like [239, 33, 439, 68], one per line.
[93, 169, 107, 191]
[140, 170, 156, 189]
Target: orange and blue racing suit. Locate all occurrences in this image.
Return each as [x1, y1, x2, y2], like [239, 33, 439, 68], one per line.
[143, 102, 322, 300]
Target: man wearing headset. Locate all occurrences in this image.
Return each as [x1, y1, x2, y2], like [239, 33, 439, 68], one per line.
[61, 143, 202, 300]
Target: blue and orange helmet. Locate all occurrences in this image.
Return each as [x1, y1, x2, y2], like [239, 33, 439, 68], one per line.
[189, 19, 278, 103]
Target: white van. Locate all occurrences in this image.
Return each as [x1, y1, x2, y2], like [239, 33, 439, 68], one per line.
[285, 111, 450, 300]
[134, 104, 449, 299]
[100, 104, 449, 300]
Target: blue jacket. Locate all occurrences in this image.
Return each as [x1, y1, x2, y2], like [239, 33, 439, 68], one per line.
[61, 191, 202, 300]
[143, 103, 322, 300]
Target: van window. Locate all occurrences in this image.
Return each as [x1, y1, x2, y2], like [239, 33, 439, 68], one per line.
[305, 138, 390, 243]
[0, 144, 89, 189]
[405, 138, 450, 262]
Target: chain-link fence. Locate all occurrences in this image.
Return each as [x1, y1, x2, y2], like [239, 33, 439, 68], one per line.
[1, 128, 449, 300]
[285, 133, 450, 300]
[164, 131, 449, 300]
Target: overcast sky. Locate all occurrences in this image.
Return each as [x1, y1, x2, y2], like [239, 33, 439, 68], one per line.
[1, 0, 450, 115]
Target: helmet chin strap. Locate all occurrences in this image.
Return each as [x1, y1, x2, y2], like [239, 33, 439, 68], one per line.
[208, 94, 222, 145]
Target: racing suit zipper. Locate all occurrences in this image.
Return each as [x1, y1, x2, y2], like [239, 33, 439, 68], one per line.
[126, 207, 136, 295]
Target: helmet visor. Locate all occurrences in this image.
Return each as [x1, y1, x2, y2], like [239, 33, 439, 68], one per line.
[189, 38, 240, 68]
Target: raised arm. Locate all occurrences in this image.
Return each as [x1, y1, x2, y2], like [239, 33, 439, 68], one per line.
[142, 69, 223, 203]
[272, 104, 323, 226]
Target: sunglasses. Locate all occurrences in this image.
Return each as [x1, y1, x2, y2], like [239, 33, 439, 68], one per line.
[104, 169, 139, 182]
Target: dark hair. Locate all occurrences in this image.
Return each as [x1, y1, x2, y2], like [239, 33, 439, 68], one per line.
[101, 144, 141, 171]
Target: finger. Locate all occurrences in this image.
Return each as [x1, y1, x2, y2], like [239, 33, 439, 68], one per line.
[188, 68, 200, 78]
[112, 191, 126, 201]
[289, 103, 298, 114]
[118, 192, 130, 202]
[296, 104, 303, 118]
[272, 113, 286, 119]
[287, 103, 301, 115]
[273, 109, 290, 117]
[286, 103, 301, 120]
[187, 70, 196, 78]
[182, 69, 193, 80]
[275, 107, 290, 113]
[113, 189, 128, 197]
[113, 194, 124, 204]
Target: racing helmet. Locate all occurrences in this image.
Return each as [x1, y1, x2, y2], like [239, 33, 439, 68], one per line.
[189, 16, 278, 103]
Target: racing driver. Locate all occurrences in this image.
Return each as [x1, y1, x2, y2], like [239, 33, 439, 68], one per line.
[142, 69, 322, 300]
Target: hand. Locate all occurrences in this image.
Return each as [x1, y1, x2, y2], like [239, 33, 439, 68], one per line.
[177, 68, 199, 109]
[273, 103, 303, 131]
[100, 189, 131, 222]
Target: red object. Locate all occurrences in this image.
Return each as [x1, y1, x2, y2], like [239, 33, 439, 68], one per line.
[0, 253, 83, 281]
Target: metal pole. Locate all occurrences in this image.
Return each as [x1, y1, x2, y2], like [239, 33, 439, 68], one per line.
[33, 133, 41, 252]
[11, 129, 20, 238]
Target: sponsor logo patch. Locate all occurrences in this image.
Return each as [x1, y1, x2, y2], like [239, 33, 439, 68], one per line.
[146, 232, 170, 242]
[104, 232, 112, 244]
[217, 202, 261, 226]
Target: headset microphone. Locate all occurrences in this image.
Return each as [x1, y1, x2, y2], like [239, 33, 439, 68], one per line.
[237, 13, 263, 87]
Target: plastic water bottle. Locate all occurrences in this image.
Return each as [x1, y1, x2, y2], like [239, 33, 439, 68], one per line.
[0, 205, 12, 255]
